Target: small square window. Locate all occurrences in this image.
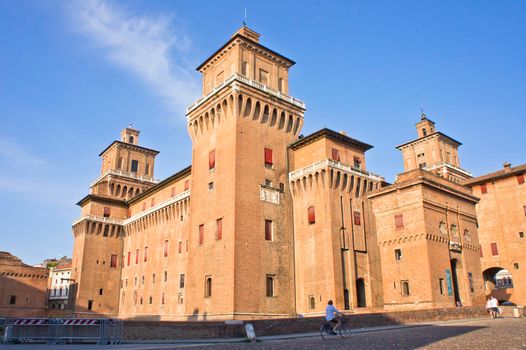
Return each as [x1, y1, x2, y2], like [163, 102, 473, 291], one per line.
[514, 263, 520, 270]
[519, 232, 524, 238]
[208, 182, 214, 191]
[9, 295, 16, 305]
[265, 179, 272, 187]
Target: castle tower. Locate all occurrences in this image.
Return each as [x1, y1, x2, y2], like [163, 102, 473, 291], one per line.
[184, 27, 305, 319]
[396, 113, 472, 183]
[71, 128, 159, 316]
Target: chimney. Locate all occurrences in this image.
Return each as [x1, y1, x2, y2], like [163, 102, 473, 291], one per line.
[503, 162, 512, 172]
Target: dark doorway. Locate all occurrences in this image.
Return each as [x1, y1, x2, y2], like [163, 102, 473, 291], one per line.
[451, 259, 461, 303]
[343, 289, 350, 310]
[356, 278, 366, 307]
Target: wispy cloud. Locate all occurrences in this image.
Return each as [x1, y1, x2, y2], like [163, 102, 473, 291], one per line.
[0, 137, 46, 166]
[66, 0, 199, 113]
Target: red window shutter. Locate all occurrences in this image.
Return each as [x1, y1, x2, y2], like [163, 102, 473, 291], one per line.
[490, 242, 499, 256]
[209, 150, 216, 170]
[265, 220, 273, 240]
[144, 247, 148, 262]
[395, 214, 404, 228]
[178, 241, 182, 254]
[480, 184, 488, 194]
[308, 206, 316, 224]
[135, 249, 139, 264]
[163, 240, 169, 257]
[184, 180, 189, 191]
[127, 209, 131, 217]
[103, 207, 111, 217]
[171, 187, 176, 197]
[264, 148, 273, 165]
[517, 174, 525, 185]
[151, 198, 155, 207]
[199, 225, 204, 245]
[127, 252, 131, 266]
[142, 202, 146, 211]
[354, 211, 361, 226]
[331, 148, 340, 161]
[217, 218, 223, 240]
[479, 246, 483, 258]
[110, 254, 117, 268]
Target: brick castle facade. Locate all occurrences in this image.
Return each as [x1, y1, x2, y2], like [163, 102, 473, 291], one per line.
[69, 27, 523, 320]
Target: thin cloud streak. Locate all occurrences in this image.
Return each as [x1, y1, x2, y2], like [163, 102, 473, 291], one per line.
[66, 0, 199, 114]
[0, 137, 46, 166]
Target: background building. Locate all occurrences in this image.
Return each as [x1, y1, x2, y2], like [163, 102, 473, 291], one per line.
[48, 258, 72, 310]
[464, 163, 526, 305]
[0, 251, 49, 317]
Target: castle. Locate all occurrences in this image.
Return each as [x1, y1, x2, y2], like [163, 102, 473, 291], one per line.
[69, 27, 524, 320]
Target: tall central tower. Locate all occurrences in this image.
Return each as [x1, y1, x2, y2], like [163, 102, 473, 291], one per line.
[185, 27, 305, 319]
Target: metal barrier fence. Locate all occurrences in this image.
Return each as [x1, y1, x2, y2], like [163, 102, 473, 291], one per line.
[2, 318, 122, 345]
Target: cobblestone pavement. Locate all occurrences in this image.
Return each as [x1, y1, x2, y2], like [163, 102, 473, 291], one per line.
[1, 318, 525, 350]
[191, 318, 526, 350]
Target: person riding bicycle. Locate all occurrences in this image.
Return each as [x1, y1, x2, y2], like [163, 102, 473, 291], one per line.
[325, 300, 343, 335]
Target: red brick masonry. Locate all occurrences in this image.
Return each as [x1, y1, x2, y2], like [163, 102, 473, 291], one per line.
[122, 306, 491, 340]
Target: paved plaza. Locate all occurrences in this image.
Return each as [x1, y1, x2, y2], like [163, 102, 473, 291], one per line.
[1, 317, 525, 350]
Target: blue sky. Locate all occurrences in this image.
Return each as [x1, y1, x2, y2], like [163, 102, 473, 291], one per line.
[0, 0, 524, 264]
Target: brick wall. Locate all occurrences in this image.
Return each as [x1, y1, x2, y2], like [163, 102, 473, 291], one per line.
[122, 306, 488, 340]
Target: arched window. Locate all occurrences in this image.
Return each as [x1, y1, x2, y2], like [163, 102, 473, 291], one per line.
[422, 128, 427, 136]
[205, 276, 212, 298]
[129, 136, 134, 144]
[309, 296, 316, 310]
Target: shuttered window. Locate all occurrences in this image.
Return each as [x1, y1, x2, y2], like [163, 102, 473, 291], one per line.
[103, 207, 111, 218]
[178, 241, 182, 254]
[490, 242, 499, 256]
[199, 224, 204, 245]
[171, 187, 176, 197]
[480, 184, 488, 194]
[353, 211, 361, 226]
[143, 247, 148, 262]
[395, 214, 404, 229]
[331, 148, 340, 161]
[209, 150, 216, 170]
[110, 254, 118, 268]
[184, 180, 189, 191]
[151, 198, 155, 207]
[308, 206, 316, 224]
[517, 174, 525, 185]
[265, 220, 273, 241]
[163, 240, 169, 257]
[264, 148, 273, 166]
[216, 218, 223, 240]
[127, 252, 131, 266]
[135, 249, 139, 264]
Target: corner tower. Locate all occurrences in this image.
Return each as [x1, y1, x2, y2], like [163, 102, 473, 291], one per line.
[396, 113, 472, 183]
[71, 127, 159, 316]
[185, 27, 305, 319]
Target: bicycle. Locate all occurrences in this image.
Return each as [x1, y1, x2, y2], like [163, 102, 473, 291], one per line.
[320, 315, 351, 340]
